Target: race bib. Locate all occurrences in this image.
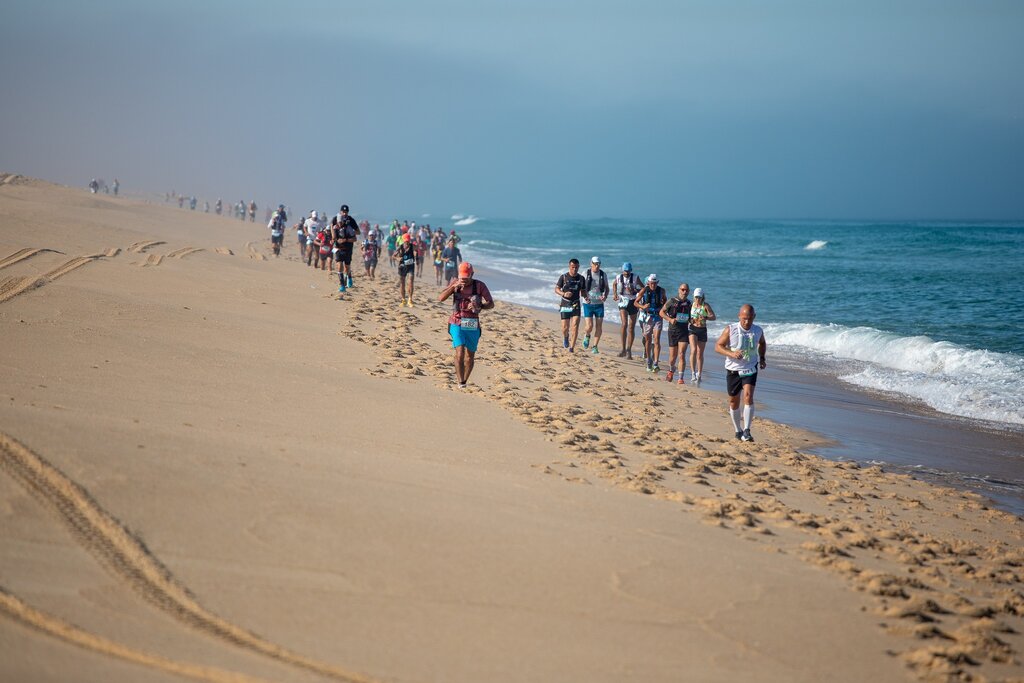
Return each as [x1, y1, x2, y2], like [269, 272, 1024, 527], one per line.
[617, 298, 630, 308]
[675, 313, 689, 323]
[559, 306, 575, 314]
[460, 318, 479, 330]
[271, 230, 283, 237]
[738, 368, 757, 378]
[402, 257, 414, 266]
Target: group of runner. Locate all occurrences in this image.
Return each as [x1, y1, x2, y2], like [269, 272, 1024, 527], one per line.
[267, 208, 766, 442]
[268, 206, 493, 389]
[555, 257, 765, 442]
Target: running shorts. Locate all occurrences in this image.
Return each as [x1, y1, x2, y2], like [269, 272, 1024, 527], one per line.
[726, 369, 758, 396]
[271, 234, 283, 244]
[450, 323, 481, 352]
[688, 326, 708, 343]
[336, 247, 353, 265]
[582, 303, 605, 318]
[559, 303, 581, 320]
[668, 324, 689, 346]
[399, 264, 416, 277]
[640, 317, 663, 337]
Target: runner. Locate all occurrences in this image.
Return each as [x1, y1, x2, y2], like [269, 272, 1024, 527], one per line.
[361, 232, 380, 280]
[432, 239, 444, 285]
[660, 283, 692, 384]
[635, 274, 666, 372]
[555, 259, 586, 352]
[314, 220, 332, 271]
[385, 226, 398, 268]
[414, 232, 426, 278]
[612, 262, 642, 359]
[439, 262, 494, 388]
[688, 287, 717, 385]
[714, 304, 767, 442]
[303, 210, 320, 266]
[215, 198, 223, 215]
[268, 208, 285, 257]
[441, 237, 462, 284]
[581, 256, 609, 354]
[334, 204, 359, 291]
[396, 233, 417, 306]
[248, 200, 257, 222]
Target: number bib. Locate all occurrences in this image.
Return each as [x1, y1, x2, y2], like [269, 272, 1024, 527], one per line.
[675, 313, 690, 323]
[460, 317, 479, 330]
[738, 368, 757, 378]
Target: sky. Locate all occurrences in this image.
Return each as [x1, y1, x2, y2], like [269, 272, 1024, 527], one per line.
[1, 0, 1022, 220]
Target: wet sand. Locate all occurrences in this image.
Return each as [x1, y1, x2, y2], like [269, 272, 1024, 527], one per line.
[1, 173, 1023, 683]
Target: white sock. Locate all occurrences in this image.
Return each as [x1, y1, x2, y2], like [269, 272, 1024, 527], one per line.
[743, 404, 754, 430]
[729, 408, 742, 432]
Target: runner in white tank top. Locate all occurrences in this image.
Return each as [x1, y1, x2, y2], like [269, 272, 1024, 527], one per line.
[714, 304, 767, 443]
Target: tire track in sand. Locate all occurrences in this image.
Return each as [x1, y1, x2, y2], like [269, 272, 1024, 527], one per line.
[128, 240, 166, 254]
[0, 254, 108, 304]
[0, 587, 274, 683]
[244, 242, 267, 261]
[0, 432, 378, 683]
[0, 248, 60, 271]
[166, 247, 204, 260]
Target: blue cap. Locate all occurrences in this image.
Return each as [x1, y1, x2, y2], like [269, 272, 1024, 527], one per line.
[622, 262, 632, 272]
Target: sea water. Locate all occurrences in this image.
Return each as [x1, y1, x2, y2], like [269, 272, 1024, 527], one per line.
[453, 217, 1024, 430]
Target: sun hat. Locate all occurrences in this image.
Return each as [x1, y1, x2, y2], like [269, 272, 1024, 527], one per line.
[622, 262, 632, 272]
[458, 262, 474, 277]
[693, 287, 704, 298]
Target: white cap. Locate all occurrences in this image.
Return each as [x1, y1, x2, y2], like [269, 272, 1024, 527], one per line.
[591, 256, 601, 264]
[647, 273, 658, 283]
[693, 287, 704, 298]
[310, 210, 318, 219]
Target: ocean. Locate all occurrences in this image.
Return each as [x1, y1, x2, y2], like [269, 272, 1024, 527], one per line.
[451, 217, 1024, 431]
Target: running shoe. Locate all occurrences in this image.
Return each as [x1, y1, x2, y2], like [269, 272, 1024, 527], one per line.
[591, 346, 599, 355]
[677, 377, 685, 385]
[347, 276, 354, 287]
[399, 300, 406, 307]
[407, 300, 414, 307]
[741, 429, 754, 443]
[582, 335, 590, 349]
[338, 286, 346, 293]
[653, 363, 660, 372]
[616, 350, 626, 358]
[735, 430, 743, 441]
[695, 373, 702, 386]
[646, 361, 653, 372]
[665, 370, 674, 382]
[627, 351, 633, 361]
[563, 336, 570, 349]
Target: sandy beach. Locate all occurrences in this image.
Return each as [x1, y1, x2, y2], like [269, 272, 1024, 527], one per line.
[1, 174, 1023, 683]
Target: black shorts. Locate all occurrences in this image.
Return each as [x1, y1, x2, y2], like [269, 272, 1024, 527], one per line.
[726, 370, 758, 396]
[399, 264, 416, 277]
[271, 234, 283, 244]
[688, 326, 708, 343]
[559, 304, 580, 320]
[668, 324, 689, 346]
[336, 248, 353, 265]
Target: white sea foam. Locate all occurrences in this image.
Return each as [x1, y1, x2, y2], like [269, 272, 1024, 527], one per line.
[804, 240, 828, 250]
[451, 213, 464, 220]
[764, 322, 1024, 426]
[454, 215, 480, 226]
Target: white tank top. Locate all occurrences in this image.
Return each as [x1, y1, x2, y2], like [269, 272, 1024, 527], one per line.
[724, 322, 762, 373]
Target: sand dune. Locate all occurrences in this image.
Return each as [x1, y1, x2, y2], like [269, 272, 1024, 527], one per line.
[0, 176, 1021, 683]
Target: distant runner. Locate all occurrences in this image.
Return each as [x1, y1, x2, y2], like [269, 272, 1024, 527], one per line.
[714, 304, 767, 442]
[441, 238, 462, 284]
[396, 233, 417, 306]
[688, 287, 716, 385]
[555, 258, 586, 352]
[635, 274, 666, 373]
[268, 207, 286, 257]
[612, 262, 642, 360]
[334, 204, 359, 291]
[439, 262, 494, 388]
[581, 256, 609, 354]
[361, 233, 380, 280]
[660, 283, 691, 384]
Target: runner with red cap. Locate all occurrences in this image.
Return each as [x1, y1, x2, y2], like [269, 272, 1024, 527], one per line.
[439, 262, 493, 388]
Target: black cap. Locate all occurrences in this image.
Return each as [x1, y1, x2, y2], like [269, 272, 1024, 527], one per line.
[340, 205, 349, 212]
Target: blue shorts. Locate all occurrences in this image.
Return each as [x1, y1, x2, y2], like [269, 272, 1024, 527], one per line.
[582, 303, 605, 318]
[450, 323, 481, 352]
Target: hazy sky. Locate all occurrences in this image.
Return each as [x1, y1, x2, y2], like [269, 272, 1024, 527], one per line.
[2, 0, 1022, 220]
